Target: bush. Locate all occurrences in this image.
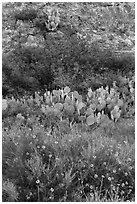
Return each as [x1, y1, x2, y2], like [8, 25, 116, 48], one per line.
[2, 46, 54, 95]
[3, 30, 135, 97]
[2, 120, 135, 201]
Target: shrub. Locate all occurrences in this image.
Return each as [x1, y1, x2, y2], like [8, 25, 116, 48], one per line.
[2, 113, 135, 201]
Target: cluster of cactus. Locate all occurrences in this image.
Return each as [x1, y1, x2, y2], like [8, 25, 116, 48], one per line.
[86, 85, 124, 123]
[2, 76, 135, 127]
[45, 8, 60, 31]
[38, 85, 125, 126]
[40, 86, 85, 123]
[113, 75, 135, 118]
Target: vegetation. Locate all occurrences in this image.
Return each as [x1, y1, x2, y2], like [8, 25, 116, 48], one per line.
[2, 2, 135, 96]
[2, 2, 135, 202]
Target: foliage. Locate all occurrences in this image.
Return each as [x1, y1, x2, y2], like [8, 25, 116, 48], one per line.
[2, 82, 135, 201]
[2, 179, 19, 202]
[2, 112, 135, 201]
[3, 75, 135, 128]
[2, 2, 135, 52]
[2, 2, 135, 96]
[2, 2, 135, 201]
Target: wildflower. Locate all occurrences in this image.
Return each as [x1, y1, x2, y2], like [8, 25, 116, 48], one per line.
[129, 166, 132, 170]
[101, 175, 105, 178]
[50, 188, 54, 192]
[26, 196, 30, 200]
[26, 152, 29, 155]
[121, 183, 125, 187]
[32, 135, 36, 139]
[55, 141, 58, 144]
[90, 185, 94, 189]
[94, 174, 98, 178]
[37, 145, 40, 149]
[16, 113, 25, 120]
[111, 185, 116, 190]
[115, 152, 118, 157]
[90, 193, 94, 197]
[125, 181, 128, 185]
[103, 162, 106, 165]
[47, 132, 50, 136]
[90, 164, 94, 168]
[108, 177, 112, 181]
[36, 180, 40, 184]
[125, 172, 128, 176]
[42, 145, 46, 149]
[113, 169, 116, 173]
[49, 154, 52, 158]
[117, 144, 122, 148]
[118, 167, 121, 171]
